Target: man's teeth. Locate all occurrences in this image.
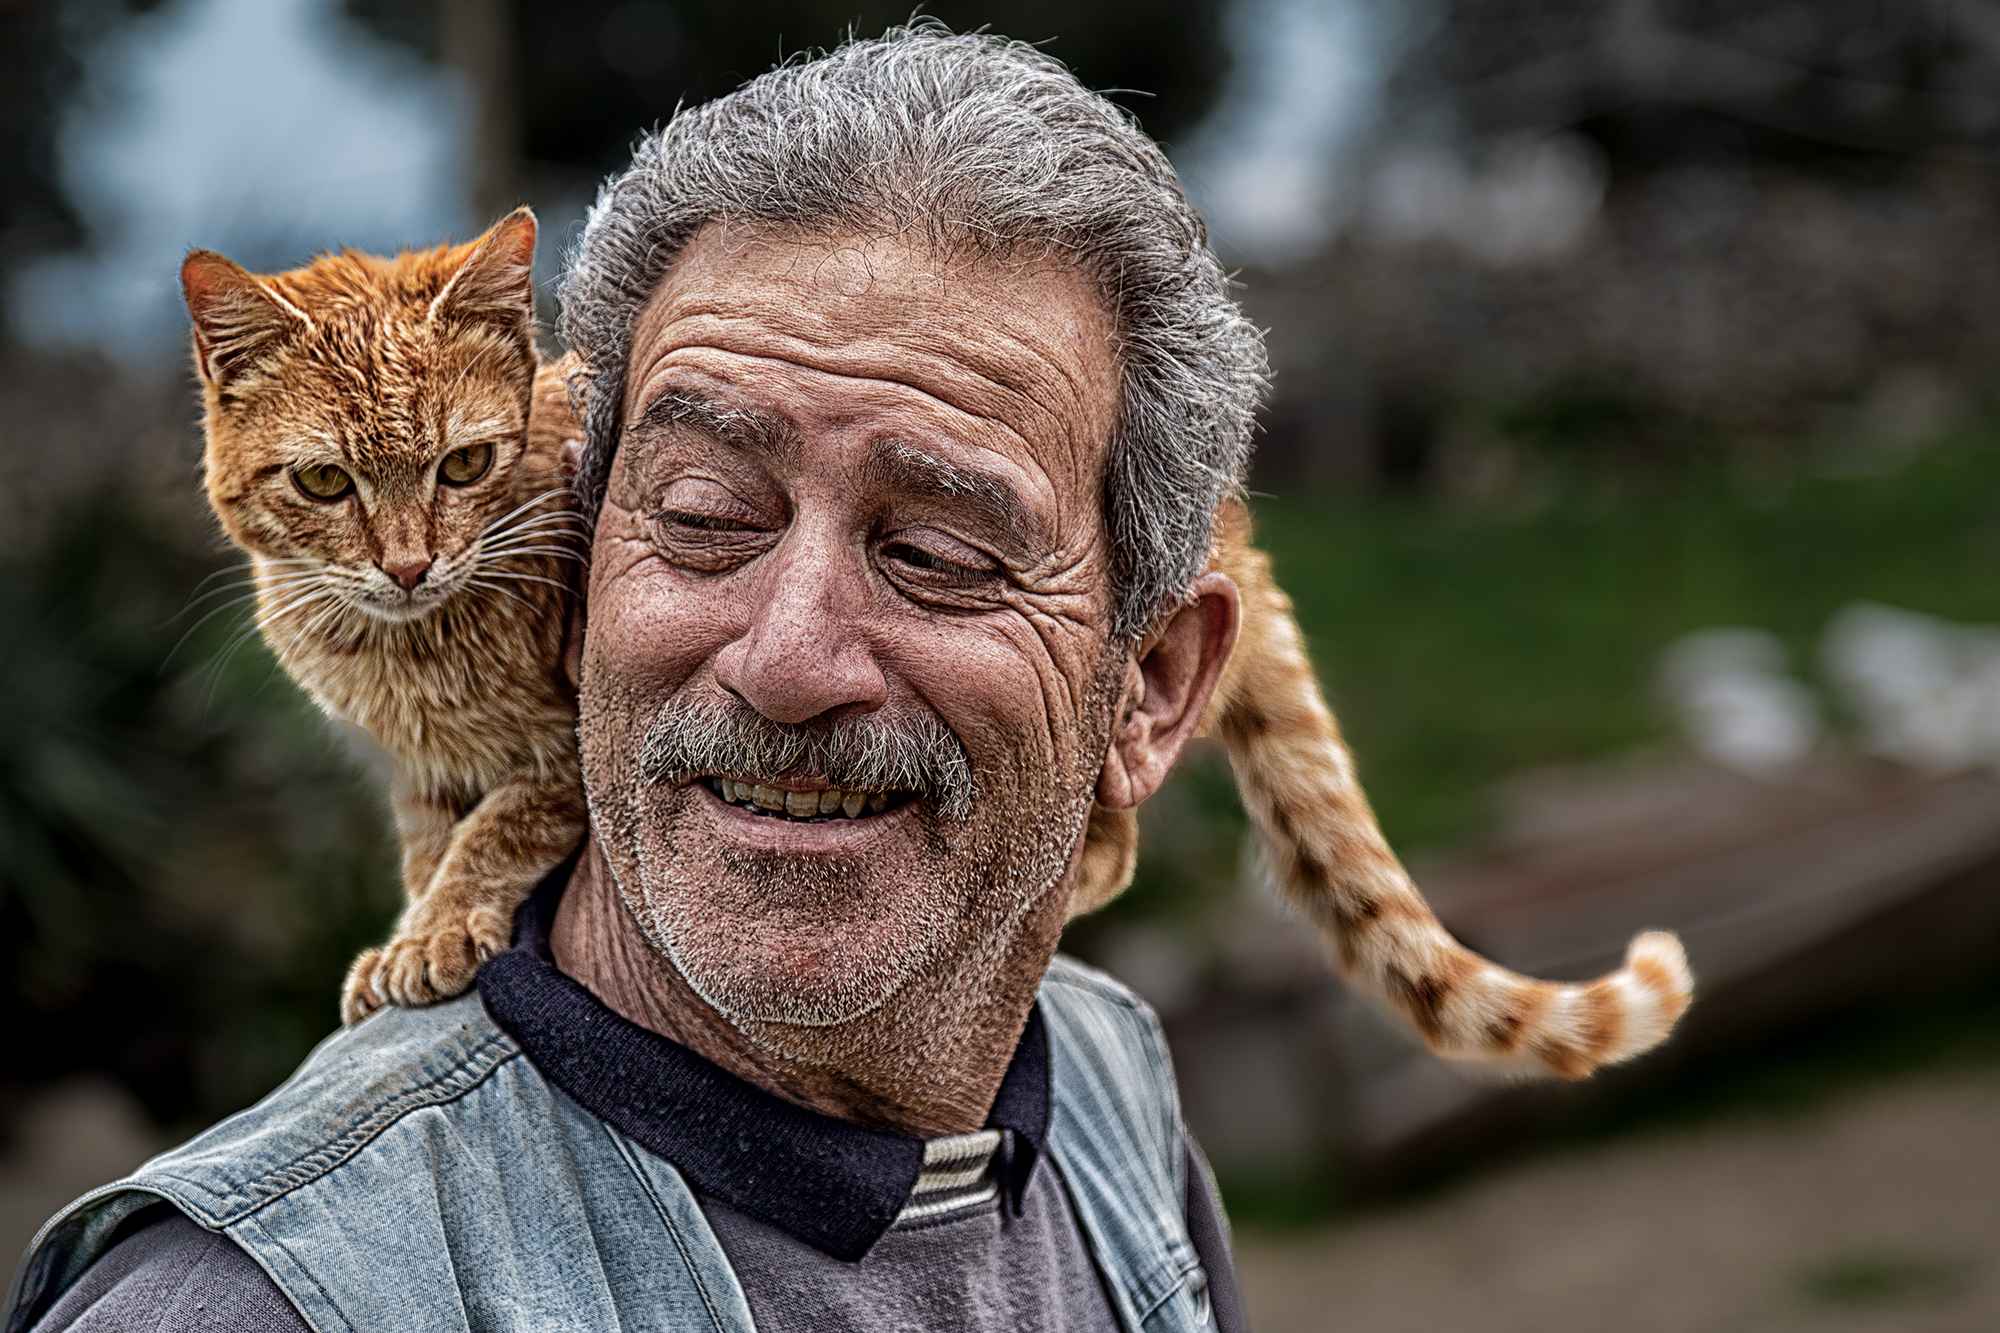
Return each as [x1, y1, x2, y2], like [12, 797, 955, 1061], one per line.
[712, 778, 894, 820]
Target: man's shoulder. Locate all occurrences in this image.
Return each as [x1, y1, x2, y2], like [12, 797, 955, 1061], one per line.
[1037, 955, 1204, 1326]
[1041, 952, 1161, 1021]
[127, 993, 520, 1227]
[6, 997, 526, 1333]
[1038, 952, 1179, 1118]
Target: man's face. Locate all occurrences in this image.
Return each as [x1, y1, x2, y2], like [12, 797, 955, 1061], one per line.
[578, 228, 1126, 1029]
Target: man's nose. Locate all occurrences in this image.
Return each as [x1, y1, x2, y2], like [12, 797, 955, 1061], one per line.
[712, 527, 887, 725]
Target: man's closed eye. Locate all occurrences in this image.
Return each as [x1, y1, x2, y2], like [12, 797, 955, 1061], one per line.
[656, 509, 758, 532]
[880, 539, 1005, 594]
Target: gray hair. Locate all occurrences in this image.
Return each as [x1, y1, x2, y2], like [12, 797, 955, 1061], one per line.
[559, 25, 1268, 639]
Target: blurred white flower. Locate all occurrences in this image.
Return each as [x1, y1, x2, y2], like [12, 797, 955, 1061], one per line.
[1822, 602, 2000, 771]
[1658, 628, 1822, 776]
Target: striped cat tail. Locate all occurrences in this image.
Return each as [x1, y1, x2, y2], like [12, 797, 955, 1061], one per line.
[1204, 500, 1693, 1079]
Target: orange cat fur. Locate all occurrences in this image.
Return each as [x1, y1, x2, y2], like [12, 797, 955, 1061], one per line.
[182, 208, 587, 1027]
[1067, 501, 1694, 1079]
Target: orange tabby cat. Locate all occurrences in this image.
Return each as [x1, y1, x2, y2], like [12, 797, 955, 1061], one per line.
[184, 208, 1690, 1075]
[182, 208, 586, 1026]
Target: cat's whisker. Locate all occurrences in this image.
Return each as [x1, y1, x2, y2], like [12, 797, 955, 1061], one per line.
[488, 483, 575, 515]
[475, 544, 586, 564]
[478, 513, 584, 546]
[222, 595, 350, 692]
[480, 540, 585, 555]
[463, 577, 539, 612]
[186, 562, 259, 596]
[474, 531, 585, 553]
[478, 544, 584, 564]
[198, 608, 313, 716]
[234, 592, 339, 659]
[164, 600, 263, 670]
[185, 556, 316, 595]
[478, 488, 579, 540]
[478, 523, 585, 547]
[196, 586, 341, 705]
[246, 581, 349, 641]
[467, 569, 573, 593]
[482, 526, 584, 553]
[283, 595, 358, 653]
[162, 574, 331, 667]
[164, 593, 286, 668]
[170, 569, 324, 620]
[477, 517, 584, 552]
[487, 499, 580, 527]
[178, 559, 321, 602]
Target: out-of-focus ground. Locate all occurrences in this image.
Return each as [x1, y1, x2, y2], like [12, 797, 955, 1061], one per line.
[1237, 1064, 2000, 1333]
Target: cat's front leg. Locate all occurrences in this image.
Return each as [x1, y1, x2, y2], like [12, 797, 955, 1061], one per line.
[341, 791, 475, 1025]
[393, 789, 464, 901]
[357, 755, 588, 1018]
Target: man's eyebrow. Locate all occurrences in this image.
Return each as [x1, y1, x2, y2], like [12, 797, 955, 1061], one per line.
[631, 390, 800, 462]
[861, 439, 1048, 554]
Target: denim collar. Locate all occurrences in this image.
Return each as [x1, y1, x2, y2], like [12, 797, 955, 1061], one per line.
[477, 860, 1050, 1262]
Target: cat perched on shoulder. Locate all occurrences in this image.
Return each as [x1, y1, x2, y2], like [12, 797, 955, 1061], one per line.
[182, 208, 584, 1025]
[181, 208, 1691, 1079]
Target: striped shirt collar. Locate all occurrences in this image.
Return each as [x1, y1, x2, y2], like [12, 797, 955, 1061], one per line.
[478, 858, 1051, 1262]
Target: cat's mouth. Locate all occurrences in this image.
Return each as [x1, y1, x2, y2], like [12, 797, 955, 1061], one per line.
[352, 577, 456, 620]
[700, 777, 914, 822]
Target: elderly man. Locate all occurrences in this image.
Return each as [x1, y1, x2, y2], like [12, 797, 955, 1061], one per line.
[8, 28, 1265, 1333]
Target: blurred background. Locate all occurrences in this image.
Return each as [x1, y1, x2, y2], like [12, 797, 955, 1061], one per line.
[4, 0, 2000, 1327]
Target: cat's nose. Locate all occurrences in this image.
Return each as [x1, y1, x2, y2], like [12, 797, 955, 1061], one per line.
[380, 555, 433, 590]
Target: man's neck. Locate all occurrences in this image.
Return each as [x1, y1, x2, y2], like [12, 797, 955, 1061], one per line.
[548, 838, 1066, 1137]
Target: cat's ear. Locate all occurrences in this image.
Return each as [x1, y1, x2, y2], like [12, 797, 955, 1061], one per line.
[431, 206, 537, 332]
[182, 250, 310, 390]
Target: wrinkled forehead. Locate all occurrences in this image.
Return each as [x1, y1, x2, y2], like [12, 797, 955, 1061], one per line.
[617, 225, 1124, 499]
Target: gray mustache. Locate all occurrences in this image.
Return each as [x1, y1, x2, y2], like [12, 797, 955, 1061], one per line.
[638, 693, 978, 820]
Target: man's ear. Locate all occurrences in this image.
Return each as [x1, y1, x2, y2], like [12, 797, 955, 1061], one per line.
[1096, 571, 1240, 810]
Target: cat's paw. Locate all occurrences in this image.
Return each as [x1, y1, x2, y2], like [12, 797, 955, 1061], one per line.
[341, 948, 388, 1027]
[372, 907, 514, 1010]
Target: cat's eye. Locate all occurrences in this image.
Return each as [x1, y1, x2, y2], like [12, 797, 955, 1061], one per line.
[439, 442, 494, 486]
[293, 462, 354, 501]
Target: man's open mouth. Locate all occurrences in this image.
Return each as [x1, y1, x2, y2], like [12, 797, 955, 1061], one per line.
[702, 777, 915, 822]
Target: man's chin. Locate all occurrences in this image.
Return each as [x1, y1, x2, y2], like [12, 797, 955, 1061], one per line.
[632, 845, 948, 1028]
[661, 914, 933, 1028]
[676, 945, 920, 1028]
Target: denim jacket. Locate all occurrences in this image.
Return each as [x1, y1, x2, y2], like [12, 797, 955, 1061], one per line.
[6, 956, 1213, 1333]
